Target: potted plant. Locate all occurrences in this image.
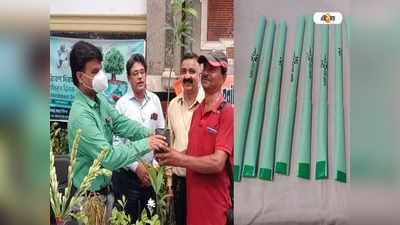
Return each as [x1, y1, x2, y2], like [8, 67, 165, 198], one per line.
[142, 161, 169, 225]
[109, 195, 161, 225]
[50, 129, 112, 225]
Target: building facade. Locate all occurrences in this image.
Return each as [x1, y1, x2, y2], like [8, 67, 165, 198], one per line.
[50, 0, 234, 117]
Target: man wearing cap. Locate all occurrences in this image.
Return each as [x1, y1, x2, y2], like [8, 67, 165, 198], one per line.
[157, 50, 233, 225]
[166, 52, 204, 225]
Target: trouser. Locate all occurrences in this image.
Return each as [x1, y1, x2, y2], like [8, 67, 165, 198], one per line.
[112, 168, 155, 223]
[172, 174, 187, 225]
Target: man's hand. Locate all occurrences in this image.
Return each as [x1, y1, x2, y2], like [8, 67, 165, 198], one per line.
[159, 149, 229, 174]
[155, 148, 185, 167]
[136, 162, 151, 187]
[148, 134, 168, 151]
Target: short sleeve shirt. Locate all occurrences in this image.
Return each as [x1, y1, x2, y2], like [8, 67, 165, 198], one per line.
[167, 89, 204, 177]
[186, 95, 234, 225]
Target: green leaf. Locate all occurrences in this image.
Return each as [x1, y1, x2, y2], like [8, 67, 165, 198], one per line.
[165, 26, 174, 32]
[118, 200, 123, 207]
[143, 218, 152, 224]
[159, 166, 165, 174]
[156, 170, 164, 187]
[141, 207, 148, 221]
[183, 7, 198, 17]
[160, 195, 169, 202]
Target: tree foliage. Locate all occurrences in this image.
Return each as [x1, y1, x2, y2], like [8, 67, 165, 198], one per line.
[103, 48, 125, 76]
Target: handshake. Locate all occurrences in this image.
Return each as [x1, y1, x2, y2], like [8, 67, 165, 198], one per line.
[147, 131, 185, 167]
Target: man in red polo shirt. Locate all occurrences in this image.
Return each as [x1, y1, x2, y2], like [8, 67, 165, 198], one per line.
[157, 50, 233, 225]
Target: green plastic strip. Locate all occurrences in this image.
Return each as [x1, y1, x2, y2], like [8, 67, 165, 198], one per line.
[345, 16, 350, 49]
[315, 24, 329, 179]
[334, 24, 346, 183]
[296, 14, 314, 179]
[298, 163, 310, 179]
[275, 15, 305, 175]
[258, 21, 287, 181]
[242, 20, 276, 177]
[234, 16, 266, 182]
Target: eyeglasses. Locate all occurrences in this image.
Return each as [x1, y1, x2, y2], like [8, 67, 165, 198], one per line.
[131, 69, 146, 76]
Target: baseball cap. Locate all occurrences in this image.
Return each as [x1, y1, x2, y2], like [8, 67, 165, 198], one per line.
[198, 50, 228, 69]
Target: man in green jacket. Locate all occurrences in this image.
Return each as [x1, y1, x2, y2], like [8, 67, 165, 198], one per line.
[67, 41, 167, 222]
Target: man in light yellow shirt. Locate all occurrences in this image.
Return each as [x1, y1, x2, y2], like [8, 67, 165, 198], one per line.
[166, 52, 204, 225]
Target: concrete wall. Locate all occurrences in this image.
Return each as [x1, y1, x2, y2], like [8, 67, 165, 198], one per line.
[192, 0, 209, 57]
[146, 0, 166, 92]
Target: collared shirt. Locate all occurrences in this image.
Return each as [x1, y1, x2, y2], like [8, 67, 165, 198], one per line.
[186, 95, 234, 225]
[68, 89, 152, 191]
[166, 88, 205, 181]
[113, 89, 165, 172]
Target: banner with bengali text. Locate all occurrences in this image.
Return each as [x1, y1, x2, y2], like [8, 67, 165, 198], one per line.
[50, 36, 145, 121]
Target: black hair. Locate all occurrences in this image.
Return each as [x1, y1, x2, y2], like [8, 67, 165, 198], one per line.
[221, 66, 227, 75]
[69, 41, 103, 87]
[126, 53, 147, 76]
[181, 52, 198, 62]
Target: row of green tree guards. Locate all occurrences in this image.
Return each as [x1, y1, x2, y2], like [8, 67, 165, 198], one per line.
[234, 14, 350, 182]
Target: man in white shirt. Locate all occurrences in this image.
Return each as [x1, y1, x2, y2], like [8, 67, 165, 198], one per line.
[112, 53, 165, 222]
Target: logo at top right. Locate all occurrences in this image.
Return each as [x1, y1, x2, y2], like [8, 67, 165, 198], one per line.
[313, 12, 343, 24]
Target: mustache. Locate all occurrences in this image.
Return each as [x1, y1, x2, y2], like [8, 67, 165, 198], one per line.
[182, 78, 193, 84]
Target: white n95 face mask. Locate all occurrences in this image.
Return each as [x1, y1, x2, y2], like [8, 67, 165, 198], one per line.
[92, 70, 108, 93]
[83, 70, 109, 93]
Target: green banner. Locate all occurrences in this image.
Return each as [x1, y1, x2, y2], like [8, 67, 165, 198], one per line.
[50, 36, 145, 121]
